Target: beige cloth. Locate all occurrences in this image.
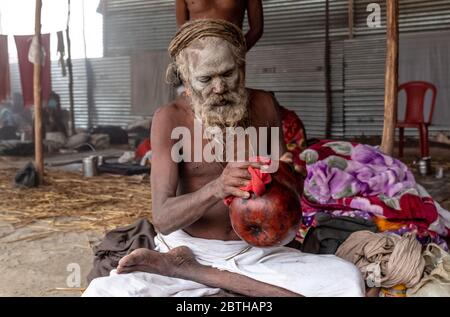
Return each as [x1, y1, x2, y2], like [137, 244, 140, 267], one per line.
[407, 243, 450, 297]
[335, 231, 425, 288]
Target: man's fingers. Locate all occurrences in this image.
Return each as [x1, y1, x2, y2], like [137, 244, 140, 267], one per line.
[228, 161, 264, 169]
[249, 162, 264, 169]
[227, 186, 250, 199]
[117, 265, 143, 274]
[118, 257, 131, 268]
[229, 169, 251, 179]
[226, 178, 250, 188]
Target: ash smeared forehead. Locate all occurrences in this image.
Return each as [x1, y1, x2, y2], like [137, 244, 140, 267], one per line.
[184, 37, 237, 73]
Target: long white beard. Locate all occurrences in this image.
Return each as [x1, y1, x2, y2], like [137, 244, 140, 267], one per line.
[191, 86, 249, 131]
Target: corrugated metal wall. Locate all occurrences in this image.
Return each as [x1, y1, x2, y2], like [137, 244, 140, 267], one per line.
[345, 0, 450, 137]
[343, 36, 386, 136]
[100, 0, 450, 137]
[12, 57, 138, 129]
[344, 30, 450, 138]
[103, 0, 349, 55]
[101, 0, 349, 136]
[103, 0, 450, 52]
[8, 0, 450, 137]
[103, 0, 176, 56]
[246, 41, 344, 138]
[355, 0, 450, 36]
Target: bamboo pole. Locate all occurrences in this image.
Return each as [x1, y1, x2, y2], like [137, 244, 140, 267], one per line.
[66, 0, 75, 135]
[348, 0, 354, 39]
[34, 0, 44, 184]
[380, 0, 399, 155]
[324, 0, 332, 139]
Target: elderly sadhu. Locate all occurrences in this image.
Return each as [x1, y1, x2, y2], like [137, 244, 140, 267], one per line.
[83, 20, 365, 297]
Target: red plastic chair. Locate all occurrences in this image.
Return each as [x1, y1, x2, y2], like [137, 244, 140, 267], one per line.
[397, 81, 437, 158]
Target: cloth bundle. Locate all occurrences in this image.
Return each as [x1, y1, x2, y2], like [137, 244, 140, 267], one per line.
[335, 231, 425, 289]
[14, 162, 38, 188]
[407, 243, 450, 296]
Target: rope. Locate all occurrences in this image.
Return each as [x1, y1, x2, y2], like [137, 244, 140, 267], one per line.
[168, 19, 246, 59]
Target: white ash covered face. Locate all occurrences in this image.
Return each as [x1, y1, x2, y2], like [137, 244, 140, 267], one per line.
[176, 37, 248, 129]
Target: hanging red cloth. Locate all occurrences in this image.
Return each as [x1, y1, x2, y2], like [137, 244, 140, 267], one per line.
[0, 35, 11, 103]
[14, 34, 52, 107]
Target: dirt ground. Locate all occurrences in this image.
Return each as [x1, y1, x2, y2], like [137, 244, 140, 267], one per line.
[0, 144, 449, 297]
[0, 223, 101, 297]
[0, 149, 144, 297]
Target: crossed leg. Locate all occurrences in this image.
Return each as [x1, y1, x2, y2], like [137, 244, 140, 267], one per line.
[117, 247, 302, 297]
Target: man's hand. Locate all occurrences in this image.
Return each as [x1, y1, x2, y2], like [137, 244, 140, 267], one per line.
[280, 152, 293, 164]
[213, 161, 264, 199]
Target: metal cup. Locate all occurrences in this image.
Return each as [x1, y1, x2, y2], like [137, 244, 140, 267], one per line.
[97, 155, 104, 166]
[83, 156, 98, 177]
[417, 157, 431, 176]
[435, 166, 444, 179]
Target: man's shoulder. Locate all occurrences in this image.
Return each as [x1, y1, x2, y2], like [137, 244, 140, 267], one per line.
[248, 88, 275, 100]
[152, 97, 190, 126]
[248, 88, 279, 113]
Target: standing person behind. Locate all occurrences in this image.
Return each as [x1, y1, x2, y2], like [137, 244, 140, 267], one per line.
[176, 0, 263, 51]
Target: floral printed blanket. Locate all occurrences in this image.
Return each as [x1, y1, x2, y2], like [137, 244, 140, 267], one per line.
[298, 140, 450, 249]
[279, 106, 307, 173]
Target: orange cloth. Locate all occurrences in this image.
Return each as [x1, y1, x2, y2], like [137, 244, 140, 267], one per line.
[374, 217, 406, 232]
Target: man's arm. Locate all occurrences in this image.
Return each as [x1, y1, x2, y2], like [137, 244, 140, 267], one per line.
[176, 0, 189, 28]
[151, 105, 259, 234]
[245, 0, 264, 51]
[150, 106, 219, 234]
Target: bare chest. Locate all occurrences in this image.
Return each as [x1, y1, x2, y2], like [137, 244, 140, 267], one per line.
[186, 0, 247, 24]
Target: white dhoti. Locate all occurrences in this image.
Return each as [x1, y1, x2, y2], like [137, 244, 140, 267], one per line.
[83, 230, 365, 297]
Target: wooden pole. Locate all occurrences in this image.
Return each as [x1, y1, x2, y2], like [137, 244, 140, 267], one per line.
[324, 0, 332, 139]
[348, 0, 354, 39]
[34, 0, 44, 184]
[66, 0, 76, 135]
[380, 0, 399, 155]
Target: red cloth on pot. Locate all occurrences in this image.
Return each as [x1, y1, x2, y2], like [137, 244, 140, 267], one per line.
[224, 157, 272, 206]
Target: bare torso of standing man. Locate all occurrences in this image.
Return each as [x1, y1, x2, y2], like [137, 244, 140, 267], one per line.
[176, 0, 263, 50]
[183, 0, 247, 28]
